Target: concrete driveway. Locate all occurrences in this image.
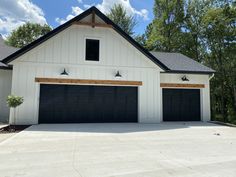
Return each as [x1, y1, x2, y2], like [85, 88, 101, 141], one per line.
[0, 123, 236, 177]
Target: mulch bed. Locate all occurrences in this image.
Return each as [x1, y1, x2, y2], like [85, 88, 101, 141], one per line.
[0, 125, 31, 134]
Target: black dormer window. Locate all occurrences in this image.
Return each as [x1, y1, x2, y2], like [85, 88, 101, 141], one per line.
[85, 39, 99, 61]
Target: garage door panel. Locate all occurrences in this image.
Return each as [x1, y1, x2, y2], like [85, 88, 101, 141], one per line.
[39, 85, 138, 123]
[163, 89, 200, 121]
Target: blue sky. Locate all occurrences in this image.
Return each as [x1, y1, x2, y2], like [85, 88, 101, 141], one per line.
[0, 0, 155, 37]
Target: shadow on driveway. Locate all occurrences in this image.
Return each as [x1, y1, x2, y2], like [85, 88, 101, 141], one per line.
[25, 122, 218, 134]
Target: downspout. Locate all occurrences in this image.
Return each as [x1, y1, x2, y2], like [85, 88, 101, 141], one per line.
[209, 73, 215, 81]
[209, 73, 215, 121]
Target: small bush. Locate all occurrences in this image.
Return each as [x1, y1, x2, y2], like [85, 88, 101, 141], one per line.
[6, 95, 24, 108]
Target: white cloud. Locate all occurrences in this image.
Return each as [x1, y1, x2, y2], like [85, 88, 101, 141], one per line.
[55, 6, 84, 25]
[83, 4, 95, 9]
[96, 0, 149, 20]
[55, 0, 149, 25]
[0, 0, 47, 36]
[77, 0, 83, 3]
[137, 9, 149, 21]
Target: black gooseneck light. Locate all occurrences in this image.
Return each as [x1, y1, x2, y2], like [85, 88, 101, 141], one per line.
[61, 68, 69, 76]
[181, 75, 189, 81]
[115, 71, 122, 78]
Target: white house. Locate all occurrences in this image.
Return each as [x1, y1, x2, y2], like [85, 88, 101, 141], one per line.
[0, 7, 215, 125]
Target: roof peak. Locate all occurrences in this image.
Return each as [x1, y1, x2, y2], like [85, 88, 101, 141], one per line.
[1, 6, 169, 70]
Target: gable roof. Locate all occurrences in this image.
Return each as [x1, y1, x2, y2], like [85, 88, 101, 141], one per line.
[1, 6, 169, 70]
[151, 52, 215, 74]
[0, 35, 18, 69]
[0, 7, 214, 74]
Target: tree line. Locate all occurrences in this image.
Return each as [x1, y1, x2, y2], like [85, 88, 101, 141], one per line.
[137, 0, 236, 124]
[4, 1, 236, 123]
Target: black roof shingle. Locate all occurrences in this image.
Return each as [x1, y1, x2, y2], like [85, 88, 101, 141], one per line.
[150, 52, 215, 74]
[0, 36, 18, 60]
[0, 35, 18, 69]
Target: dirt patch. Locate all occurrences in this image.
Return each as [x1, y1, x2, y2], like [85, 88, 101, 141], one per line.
[0, 125, 30, 134]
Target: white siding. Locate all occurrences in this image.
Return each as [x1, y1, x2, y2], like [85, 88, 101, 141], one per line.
[0, 70, 12, 123]
[15, 26, 157, 68]
[10, 25, 162, 124]
[160, 73, 211, 122]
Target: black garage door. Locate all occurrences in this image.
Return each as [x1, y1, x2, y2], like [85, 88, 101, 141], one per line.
[163, 89, 201, 121]
[39, 84, 138, 123]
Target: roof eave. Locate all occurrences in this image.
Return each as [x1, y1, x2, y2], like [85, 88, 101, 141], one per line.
[1, 7, 94, 65]
[0, 65, 13, 70]
[161, 70, 216, 75]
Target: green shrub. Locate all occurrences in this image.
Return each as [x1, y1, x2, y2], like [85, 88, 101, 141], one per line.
[227, 107, 236, 124]
[6, 95, 24, 126]
[232, 120, 236, 125]
[6, 95, 24, 108]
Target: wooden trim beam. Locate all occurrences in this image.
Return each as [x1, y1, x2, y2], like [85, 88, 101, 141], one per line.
[73, 22, 113, 28]
[91, 11, 95, 28]
[160, 83, 205, 88]
[35, 78, 143, 86]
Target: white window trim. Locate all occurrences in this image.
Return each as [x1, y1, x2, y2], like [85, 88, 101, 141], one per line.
[84, 37, 101, 63]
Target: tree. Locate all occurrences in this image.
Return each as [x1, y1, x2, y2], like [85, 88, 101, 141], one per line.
[6, 23, 52, 48]
[146, 0, 185, 52]
[107, 4, 137, 36]
[141, 0, 236, 124]
[202, 3, 236, 122]
[6, 95, 24, 128]
[135, 23, 154, 50]
[182, 0, 212, 62]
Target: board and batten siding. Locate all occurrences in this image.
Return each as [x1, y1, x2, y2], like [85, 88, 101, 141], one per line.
[160, 73, 211, 122]
[10, 25, 163, 124]
[0, 70, 12, 123]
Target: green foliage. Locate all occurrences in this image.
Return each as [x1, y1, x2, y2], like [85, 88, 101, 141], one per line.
[107, 4, 137, 36]
[232, 120, 236, 125]
[202, 3, 236, 122]
[134, 34, 146, 47]
[146, 0, 185, 52]
[182, 0, 211, 62]
[5, 22, 52, 48]
[135, 23, 153, 49]
[7, 95, 24, 108]
[142, 0, 236, 123]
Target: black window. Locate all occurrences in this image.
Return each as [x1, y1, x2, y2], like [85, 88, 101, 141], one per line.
[86, 39, 99, 61]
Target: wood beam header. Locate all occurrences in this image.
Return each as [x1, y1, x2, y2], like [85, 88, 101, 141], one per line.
[91, 10, 95, 27]
[160, 83, 205, 88]
[73, 22, 113, 28]
[35, 78, 143, 86]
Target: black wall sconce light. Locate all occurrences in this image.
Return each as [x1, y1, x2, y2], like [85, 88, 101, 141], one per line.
[181, 75, 189, 81]
[60, 68, 69, 76]
[115, 71, 122, 78]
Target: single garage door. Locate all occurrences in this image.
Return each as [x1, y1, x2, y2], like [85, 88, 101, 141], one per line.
[39, 84, 138, 123]
[163, 89, 201, 121]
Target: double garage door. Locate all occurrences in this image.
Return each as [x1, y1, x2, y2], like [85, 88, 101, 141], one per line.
[163, 89, 201, 121]
[39, 84, 138, 123]
[38, 85, 201, 123]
